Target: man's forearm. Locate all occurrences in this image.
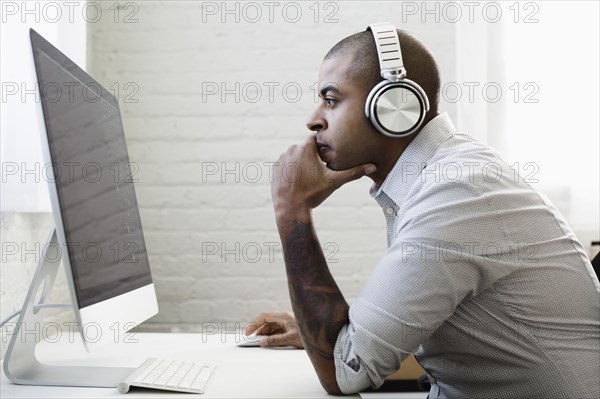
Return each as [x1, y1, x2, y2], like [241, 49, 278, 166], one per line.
[269, 135, 373, 393]
[277, 210, 349, 395]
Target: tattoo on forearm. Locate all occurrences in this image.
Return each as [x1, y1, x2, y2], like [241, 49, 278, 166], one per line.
[283, 222, 349, 362]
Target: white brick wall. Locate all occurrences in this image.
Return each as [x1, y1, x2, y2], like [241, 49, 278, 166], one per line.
[84, 1, 459, 328]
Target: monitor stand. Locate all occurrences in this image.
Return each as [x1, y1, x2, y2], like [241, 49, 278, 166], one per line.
[3, 228, 136, 387]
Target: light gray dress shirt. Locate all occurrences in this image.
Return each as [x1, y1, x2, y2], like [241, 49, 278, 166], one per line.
[334, 113, 600, 398]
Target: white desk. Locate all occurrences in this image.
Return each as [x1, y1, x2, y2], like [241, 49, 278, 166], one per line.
[1, 332, 427, 398]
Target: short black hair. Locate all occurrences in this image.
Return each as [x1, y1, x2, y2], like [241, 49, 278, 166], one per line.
[324, 29, 440, 113]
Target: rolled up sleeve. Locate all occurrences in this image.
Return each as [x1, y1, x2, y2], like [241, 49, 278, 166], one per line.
[334, 307, 411, 393]
[333, 233, 485, 393]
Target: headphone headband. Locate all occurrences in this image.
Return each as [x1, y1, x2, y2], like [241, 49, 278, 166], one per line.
[367, 22, 406, 82]
[365, 22, 430, 138]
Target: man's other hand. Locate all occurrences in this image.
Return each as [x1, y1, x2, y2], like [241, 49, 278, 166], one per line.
[244, 311, 304, 349]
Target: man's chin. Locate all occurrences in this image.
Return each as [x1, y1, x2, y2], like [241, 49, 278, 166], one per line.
[327, 159, 363, 171]
[324, 161, 340, 171]
[321, 155, 356, 172]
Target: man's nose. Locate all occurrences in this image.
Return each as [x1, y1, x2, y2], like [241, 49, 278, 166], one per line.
[305, 107, 327, 132]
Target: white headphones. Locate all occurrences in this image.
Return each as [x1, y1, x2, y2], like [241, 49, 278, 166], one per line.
[365, 22, 430, 137]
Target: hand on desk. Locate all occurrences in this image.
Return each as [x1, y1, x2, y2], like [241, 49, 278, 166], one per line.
[244, 312, 304, 349]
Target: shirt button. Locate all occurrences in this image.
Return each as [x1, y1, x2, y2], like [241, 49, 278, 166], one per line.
[386, 207, 395, 215]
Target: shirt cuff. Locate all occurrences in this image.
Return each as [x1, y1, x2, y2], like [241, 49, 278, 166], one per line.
[334, 322, 384, 394]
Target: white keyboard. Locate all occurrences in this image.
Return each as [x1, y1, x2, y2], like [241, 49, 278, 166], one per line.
[118, 357, 216, 394]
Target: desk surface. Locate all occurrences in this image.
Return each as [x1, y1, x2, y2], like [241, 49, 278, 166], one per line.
[1, 332, 427, 399]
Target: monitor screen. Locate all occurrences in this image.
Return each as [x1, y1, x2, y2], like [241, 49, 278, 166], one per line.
[31, 31, 153, 309]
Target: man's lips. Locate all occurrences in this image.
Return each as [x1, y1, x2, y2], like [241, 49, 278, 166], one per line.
[316, 142, 331, 155]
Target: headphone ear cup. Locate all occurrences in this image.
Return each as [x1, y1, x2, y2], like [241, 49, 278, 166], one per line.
[365, 79, 429, 138]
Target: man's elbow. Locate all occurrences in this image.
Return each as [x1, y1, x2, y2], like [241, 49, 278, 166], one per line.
[318, 363, 376, 395]
[320, 378, 344, 395]
[316, 371, 345, 395]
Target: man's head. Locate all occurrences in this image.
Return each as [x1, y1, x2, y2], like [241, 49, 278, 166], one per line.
[306, 28, 440, 185]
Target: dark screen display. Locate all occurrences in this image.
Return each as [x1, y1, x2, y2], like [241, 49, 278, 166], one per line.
[32, 32, 152, 308]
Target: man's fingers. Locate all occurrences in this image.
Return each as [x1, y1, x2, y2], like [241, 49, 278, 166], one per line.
[256, 323, 284, 336]
[245, 314, 288, 336]
[244, 313, 273, 335]
[304, 132, 317, 144]
[302, 133, 319, 157]
[244, 323, 258, 336]
[328, 163, 376, 187]
[260, 333, 293, 348]
[244, 321, 261, 336]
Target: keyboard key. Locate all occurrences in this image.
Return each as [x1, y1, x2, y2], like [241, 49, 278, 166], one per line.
[133, 358, 161, 383]
[154, 361, 181, 385]
[166, 362, 193, 388]
[142, 359, 170, 384]
[180, 364, 204, 388]
[190, 366, 214, 390]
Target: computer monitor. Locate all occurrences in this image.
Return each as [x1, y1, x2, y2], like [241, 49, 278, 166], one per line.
[3, 29, 158, 387]
[30, 27, 158, 339]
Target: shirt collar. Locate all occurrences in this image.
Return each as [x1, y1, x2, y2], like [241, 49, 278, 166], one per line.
[369, 112, 456, 209]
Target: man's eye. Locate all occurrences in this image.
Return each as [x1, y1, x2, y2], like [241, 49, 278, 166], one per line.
[323, 98, 336, 106]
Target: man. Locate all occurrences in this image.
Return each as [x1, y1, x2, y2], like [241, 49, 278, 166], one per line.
[245, 25, 600, 398]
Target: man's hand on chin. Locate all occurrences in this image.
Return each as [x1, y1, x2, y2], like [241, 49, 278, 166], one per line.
[271, 133, 376, 223]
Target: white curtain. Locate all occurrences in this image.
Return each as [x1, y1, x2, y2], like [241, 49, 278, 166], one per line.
[453, 1, 599, 243]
